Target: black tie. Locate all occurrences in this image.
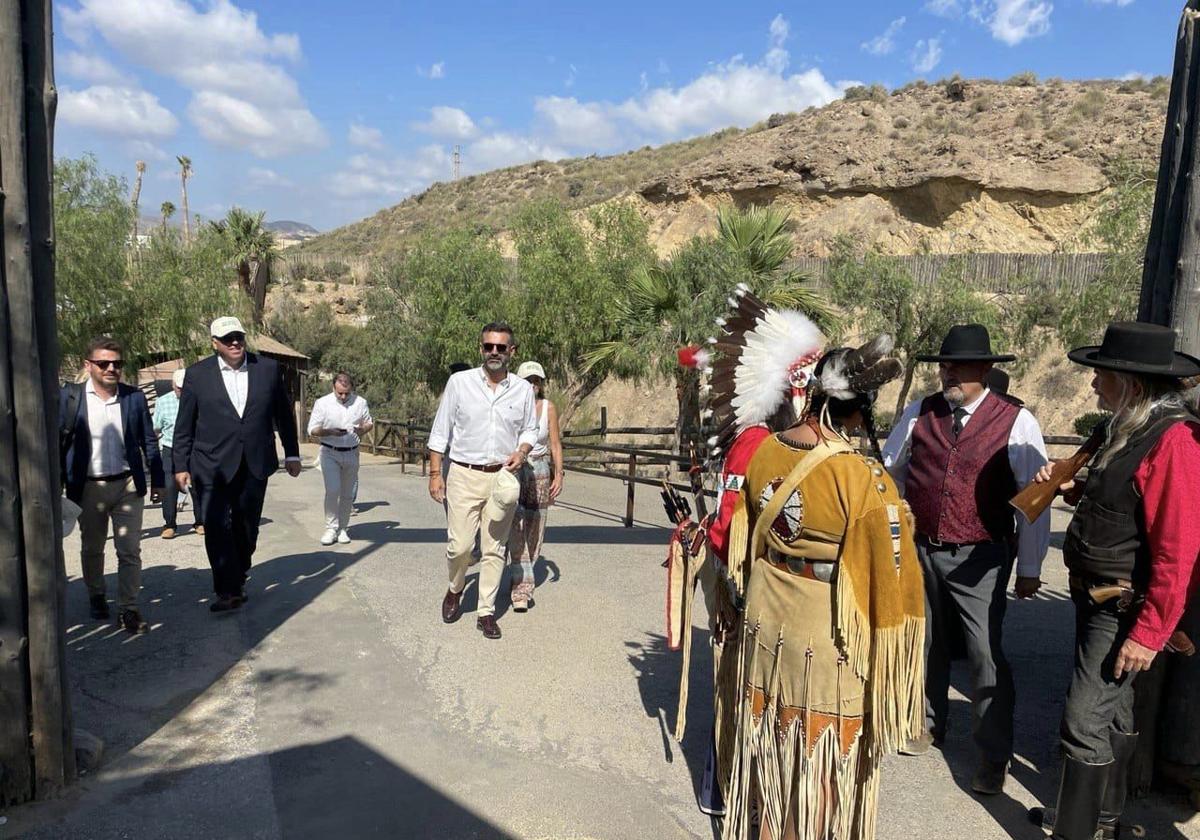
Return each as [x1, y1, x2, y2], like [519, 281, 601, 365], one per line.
[952, 407, 968, 438]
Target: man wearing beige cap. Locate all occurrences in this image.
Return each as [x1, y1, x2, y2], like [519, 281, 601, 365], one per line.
[173, 316, 301, 612]
[428, 322, 538, 640]
[154, 367, 203, 538]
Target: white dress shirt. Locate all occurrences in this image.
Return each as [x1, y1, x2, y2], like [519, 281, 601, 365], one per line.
[84, 380, 128, 477]
[428, 368, 538, 465]
[219, 356, 249, 418]
[882, 388, 1051, 578]
[307, 392, 372, 448]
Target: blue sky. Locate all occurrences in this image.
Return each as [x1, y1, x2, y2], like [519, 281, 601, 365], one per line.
[54, 0, 1175, 231]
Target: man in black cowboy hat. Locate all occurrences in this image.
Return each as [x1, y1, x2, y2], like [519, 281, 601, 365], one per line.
[883, 323, 1050, 794]
[1029, 322, 1200, 840]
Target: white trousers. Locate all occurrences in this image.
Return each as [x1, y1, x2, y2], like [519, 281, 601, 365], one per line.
[320, 446, 359, 531]
[445, 463, 519, 617]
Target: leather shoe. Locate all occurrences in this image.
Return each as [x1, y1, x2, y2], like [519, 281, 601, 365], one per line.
[161, 527, 176, 540]
[89, 593, 110, 620]
[119, 609, 149, 634]
[209, 595, 241, 613]
[972, 759, 1008, 795]
[195, 524, 205, 535]
[477, 615, 501, 639]
[441, 589, 462, 624]
[900, 732, 941, 756]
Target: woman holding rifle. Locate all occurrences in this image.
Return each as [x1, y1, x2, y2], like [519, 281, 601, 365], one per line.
[1029, 321, 1200, 840]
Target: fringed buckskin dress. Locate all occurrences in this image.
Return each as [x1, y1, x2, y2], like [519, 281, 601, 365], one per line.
[717, 434, 925, 840]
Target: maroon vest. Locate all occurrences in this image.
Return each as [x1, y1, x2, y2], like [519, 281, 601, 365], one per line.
[907, 392, 1020, 544]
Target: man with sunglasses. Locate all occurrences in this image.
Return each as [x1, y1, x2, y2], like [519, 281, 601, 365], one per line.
[172, 316, 302, 613]
[60, 336, 164, 634]
[428, 323, 538, 640]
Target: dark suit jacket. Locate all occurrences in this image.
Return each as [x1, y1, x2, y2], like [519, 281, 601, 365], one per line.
[172, 352, 300, 483]
[60, 382, 164, 504]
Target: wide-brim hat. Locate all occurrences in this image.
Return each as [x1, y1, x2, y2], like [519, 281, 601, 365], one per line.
[1068, 321, 1200, 378]
[917, 323, 1015, 363]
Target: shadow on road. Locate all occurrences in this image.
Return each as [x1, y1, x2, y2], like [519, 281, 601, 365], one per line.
[17, 736, 515, 839]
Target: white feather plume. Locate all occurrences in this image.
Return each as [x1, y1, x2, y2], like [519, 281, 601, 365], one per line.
[729, 309, 824, 429]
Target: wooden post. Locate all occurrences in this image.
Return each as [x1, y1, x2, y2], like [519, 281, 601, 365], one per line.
[400, 421, 408, 474]
[624, 452, 636, 528]
[0, 0, 75, 805]
[599, 405, 607, 438]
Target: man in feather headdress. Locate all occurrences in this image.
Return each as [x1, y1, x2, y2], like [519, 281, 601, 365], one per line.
[882, 324, 1050, 795]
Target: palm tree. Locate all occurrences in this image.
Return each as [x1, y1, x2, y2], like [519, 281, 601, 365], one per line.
[210, 207, 277, 325]
[177, 155, 192, 244]
[159, 200, 176, 232]
[584, 204, 835, 451]
[130, 160, 146, 242]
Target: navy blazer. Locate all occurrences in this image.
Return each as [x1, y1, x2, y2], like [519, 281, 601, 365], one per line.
[60, 382, 165, 504]
[172, 352, 300, 484]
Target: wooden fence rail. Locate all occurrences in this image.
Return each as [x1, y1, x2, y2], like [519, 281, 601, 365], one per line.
[362, 414, 1086, 529]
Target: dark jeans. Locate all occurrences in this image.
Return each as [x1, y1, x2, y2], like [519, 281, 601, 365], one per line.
[1060, 589, 1137, 763]
[160, 446, 203, 529]
[196, 462, 268, 597]
[918, 538, 1016, 763]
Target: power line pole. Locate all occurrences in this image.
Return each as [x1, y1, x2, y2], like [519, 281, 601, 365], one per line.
[453, 145, 461, 181]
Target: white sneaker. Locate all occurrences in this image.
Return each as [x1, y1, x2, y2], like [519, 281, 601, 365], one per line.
[337, 529, 351, 544]
[320, 528, 337, 546]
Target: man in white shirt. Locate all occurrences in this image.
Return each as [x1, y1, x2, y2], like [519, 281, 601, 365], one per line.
[882, 324, 1050, 795]
[428, 323, 538, 640]
[307, 372, 373, 545]
[59, 336, 164, 633]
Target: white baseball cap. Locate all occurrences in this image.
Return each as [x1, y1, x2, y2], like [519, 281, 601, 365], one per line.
[209, 315, 245, 338]
[172, 368, 186, 388]
[517, 361, 546, 381]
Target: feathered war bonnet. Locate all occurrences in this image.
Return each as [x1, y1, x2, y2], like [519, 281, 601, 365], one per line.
[811, 334, 904, 405]
[677, 284, 825, 460]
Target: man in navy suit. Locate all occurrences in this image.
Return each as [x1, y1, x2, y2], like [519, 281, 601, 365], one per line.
[172, 316, 301, 612]
[60, 336, 164, 634]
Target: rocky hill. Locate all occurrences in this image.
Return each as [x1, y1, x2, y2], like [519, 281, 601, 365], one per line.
[301, 76, 1168, 259]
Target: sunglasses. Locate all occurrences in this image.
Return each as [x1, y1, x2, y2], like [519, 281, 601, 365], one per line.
[481, 342, 510, 353]
[215, 333, 246, 345]
[87, 359, 124, 370]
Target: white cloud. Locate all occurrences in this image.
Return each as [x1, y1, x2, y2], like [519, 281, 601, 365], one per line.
[534, 96, 622, 148]
[911, 38, 943, 74]
[1120, 70, 1151, 81]
[987, 0, 1053, 45]
[565, 63, 578, 89]
[60, 51, 132, 84]
[766, 14, 789, 73]
[247, 167, 293, 188]
[418, 61, 446, 79]
[327, 146, 453, 199]
[466, 133, 566, 172]
[924, 0, 963, 16]
[413, 106, 479, 140]
[126, 140, 170, 162]
[60, 84, 179, 139]
[348, 122, 385, 150]
[861, 17, 907, 56]
[60, 0, 325, 156]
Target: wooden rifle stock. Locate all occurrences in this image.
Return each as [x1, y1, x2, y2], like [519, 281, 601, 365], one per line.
[1009, 426, 1105, 524]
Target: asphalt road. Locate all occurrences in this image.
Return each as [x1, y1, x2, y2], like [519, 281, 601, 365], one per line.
[4, 447, 1199, 839]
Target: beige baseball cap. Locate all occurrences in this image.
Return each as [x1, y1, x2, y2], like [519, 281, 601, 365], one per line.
[517, 361, 546, 380]
[172, 368, 186, 388]
[209, 315, 245, 338]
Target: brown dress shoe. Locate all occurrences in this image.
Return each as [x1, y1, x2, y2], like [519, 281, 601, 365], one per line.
[476, 615, 501, 639]
[209, 595, 241, 613]
[195, 524, 205, 535]
[161, 527, 176, 540]
[441, 589, 463, 624]
[119, 609, 149, 634]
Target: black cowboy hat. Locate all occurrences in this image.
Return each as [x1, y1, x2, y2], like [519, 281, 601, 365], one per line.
[1068, 321, 1200, 378]
[916, 324, 1016, 364]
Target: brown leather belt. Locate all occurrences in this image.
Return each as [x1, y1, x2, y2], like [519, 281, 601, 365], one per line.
[451, 460, 503, 473]
[765, 555, 835, 582]
[87, 471, 131, 482]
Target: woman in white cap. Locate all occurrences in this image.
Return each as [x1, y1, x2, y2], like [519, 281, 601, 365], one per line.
[508, 361, 563, 611]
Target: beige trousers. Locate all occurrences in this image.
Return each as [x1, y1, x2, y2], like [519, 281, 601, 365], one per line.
[320, 446, 359, 530]
[78, 476, 145, 609]
[445, 463, 519, 617]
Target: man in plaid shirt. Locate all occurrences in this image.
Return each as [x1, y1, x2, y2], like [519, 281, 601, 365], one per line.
[154, 369, 203, 538]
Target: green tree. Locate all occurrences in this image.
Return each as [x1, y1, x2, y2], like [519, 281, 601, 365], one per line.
[585, 204, 833, 447]
[159, 200, 175, 232]
[826, 237, 1004, 417]
[55, 155, 242, 369]
[1056, 160, 1155, 348]
[209, 207, 277, 325]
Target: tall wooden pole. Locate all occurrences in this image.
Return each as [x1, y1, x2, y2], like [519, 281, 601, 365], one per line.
[0, 0, 75, 805]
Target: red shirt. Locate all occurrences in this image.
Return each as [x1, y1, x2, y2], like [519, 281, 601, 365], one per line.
[1130, 420, 1200, 650]
[708, 425, 770, 563]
